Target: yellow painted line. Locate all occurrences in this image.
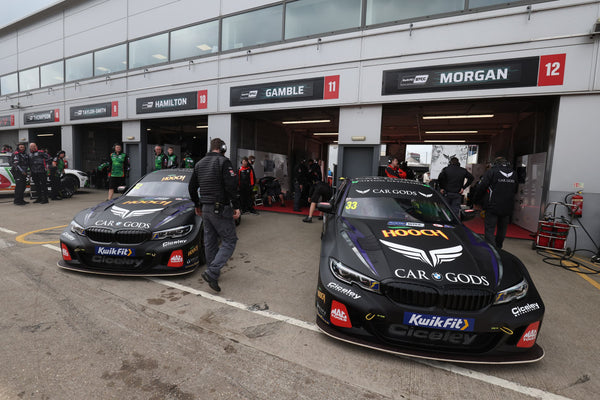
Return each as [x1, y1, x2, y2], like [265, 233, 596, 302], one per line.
[544, 251, 600, 291]
[15, 225, 67, 245]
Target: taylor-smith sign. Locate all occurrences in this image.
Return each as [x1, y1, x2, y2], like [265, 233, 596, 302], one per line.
[24, 109, 60, 125]
[230, 75, 339, 106]
[382, 57, 540, 94]
[136, 90, 207, 114]
[70, 101, 118, 120]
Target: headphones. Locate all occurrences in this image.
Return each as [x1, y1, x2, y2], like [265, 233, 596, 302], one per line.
[220, 142, 227, 154]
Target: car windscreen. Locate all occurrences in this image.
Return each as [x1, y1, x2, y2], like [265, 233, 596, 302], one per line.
[126, 174, 191, 198]
[342, 182, 455, 223]
[0, 155, 9, 167]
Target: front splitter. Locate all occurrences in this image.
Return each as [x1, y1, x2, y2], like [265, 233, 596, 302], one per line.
[316, 317, 544, 364]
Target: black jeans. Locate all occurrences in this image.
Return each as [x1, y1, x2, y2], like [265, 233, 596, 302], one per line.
[14, 174, 27, 203]
[32, 172, 49, 201]
[484, 211, 509, 249]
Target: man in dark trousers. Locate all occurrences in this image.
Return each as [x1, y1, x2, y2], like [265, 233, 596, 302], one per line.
[437, 156, 474, 217]
[473, 157, 518, 249]
[293, 159, 309, 211]
[29, 142, 51, 204]
[302, 180, 332, 223]
[11, 143, 29, 205]
[188, 138, 241, 293]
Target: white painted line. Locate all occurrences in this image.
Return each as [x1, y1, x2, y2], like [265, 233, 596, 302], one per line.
[0, 227, 17, 234]
[41, 244, 571, 399]
[417, 359, 572, 400]
[148, 278, 319, 332]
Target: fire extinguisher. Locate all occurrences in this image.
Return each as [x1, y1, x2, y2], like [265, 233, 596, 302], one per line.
[570, 191, 583, 218]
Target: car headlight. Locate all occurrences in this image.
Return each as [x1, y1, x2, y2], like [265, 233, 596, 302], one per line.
[330, 258, 381, 294]
[70, 221, 86, 236]
[494, 279, 529, 305]
[152, 225, 193, 240]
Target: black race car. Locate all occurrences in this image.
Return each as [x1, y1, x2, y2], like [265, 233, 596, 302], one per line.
[58, 169, 204, 276]
[315, 177, 545, 364]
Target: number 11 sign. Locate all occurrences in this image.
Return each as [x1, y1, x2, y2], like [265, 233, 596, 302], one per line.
[538, 54, 566, 86]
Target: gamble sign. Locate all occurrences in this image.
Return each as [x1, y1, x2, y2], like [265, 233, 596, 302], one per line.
[382, 54, 566, 95]
[230, 75, 339, 106]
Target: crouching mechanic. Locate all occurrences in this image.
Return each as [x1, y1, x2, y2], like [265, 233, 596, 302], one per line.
[188, 138, 241, 292]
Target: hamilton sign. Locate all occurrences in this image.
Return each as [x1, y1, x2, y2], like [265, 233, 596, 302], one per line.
[136, 90, 208, 114]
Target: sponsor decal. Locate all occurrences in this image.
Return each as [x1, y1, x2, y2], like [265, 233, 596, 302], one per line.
[327, 282, 361, 300]
[95, 246, 135, 257]
[404, 312, 474, 332]
[418, 191, 433, 198]
[61, 243, 71, 261]
[94, 220, 151, 229]
[187, 245, 198, 257]
[365, 313, 386, 321]
[500, 171, 514, 178]
[161, 175, 186, 182]
[162, 239, 187, 248]
[381, 229, 449, 240]
[111, 205, 163, 219]
[394, 268, 489, 286]
[373, 188, 417, 196]
[517, 321, 540, 348]
[91, 255, 143, 268]
[330, 300, 352, 328]
[355, 189, 370, 194]
[388, 325, 477, 345]
[121, 200, 172, 206]
[168, 250, 184, 267]
[316, 303, 329, 324]
[512, 303, 540, 317]
[61, 231, 76, 241]
[387, 221, 425, 228]
[383, 240, 462, 267]
[317, 289, 326, 303]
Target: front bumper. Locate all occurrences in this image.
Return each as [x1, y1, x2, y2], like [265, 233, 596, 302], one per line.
[58, 227, 202, 276]
[316, 270, 545, 364]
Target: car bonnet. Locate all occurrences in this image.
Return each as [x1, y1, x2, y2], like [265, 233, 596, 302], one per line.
[337, 216, 502, 289]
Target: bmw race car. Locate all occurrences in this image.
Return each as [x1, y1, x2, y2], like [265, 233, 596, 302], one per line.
[315, 177, 545, 364]
[58, 169, 204, 276]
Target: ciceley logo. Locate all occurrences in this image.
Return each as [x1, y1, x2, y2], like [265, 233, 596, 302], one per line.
[381, 240, 463, 267]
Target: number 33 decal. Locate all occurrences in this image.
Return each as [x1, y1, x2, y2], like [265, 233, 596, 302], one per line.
[345, 201, 358, 210]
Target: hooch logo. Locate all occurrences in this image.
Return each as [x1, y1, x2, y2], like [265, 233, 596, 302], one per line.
[381, 240, 463, 267]
[381, 229, 449, 240]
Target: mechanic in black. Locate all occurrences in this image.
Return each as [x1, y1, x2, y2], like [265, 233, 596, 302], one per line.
[188, 138, 241, 292]
[49, 150, 66, 200]
[11, 143, 29, 205]
[302, 180, 332, 223]
[473, 156, 518, 249]
[437, 156, 474, 217]
[238, 156, 258, 214]
[29, 142, 51, 204]
[293, 159, 309, 211]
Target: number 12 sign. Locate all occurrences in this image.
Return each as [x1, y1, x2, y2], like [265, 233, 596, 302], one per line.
[538, 54, 566, 86]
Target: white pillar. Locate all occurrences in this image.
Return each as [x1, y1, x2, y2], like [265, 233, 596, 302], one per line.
[338, 105, 382, 145]
[208, 114, 232, 156]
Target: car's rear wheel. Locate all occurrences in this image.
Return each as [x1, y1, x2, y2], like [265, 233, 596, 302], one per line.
[61, 175, 78, 198]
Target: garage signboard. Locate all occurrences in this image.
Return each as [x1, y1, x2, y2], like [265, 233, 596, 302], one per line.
[0, 115, 14, 127]
[24, 109, 60, 125]
[136, 90, 208, 114]
[230, 75, 339, 106]
[382, 54, 565, 95]
[70, 102, 118, 120]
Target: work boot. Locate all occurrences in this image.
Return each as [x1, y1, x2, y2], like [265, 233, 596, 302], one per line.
[33, 198, 42, 203]
[302, 217, 312, 223]
[202, 271, 221, 292]
[40, 198, 49, 204]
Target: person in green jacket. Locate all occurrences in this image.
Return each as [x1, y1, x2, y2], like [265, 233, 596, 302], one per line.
[153, 145, 168, 170]
[166, 147, 178, 168]
[182, 153, 195, 168]
[108, 143, 130, 200]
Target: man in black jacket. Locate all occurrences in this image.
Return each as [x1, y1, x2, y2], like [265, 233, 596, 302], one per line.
[29, 142, 51, 204]
[473, 157, 518, 249]
[437, 157, 474, 217]
[11, 143, 29, 205]
[188, 138, 240, 292]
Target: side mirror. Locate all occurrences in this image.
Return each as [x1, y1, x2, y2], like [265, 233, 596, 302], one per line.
[317, 202, 334, 214]
[460, 208, 477, 221]
[116, 185, 128, 193]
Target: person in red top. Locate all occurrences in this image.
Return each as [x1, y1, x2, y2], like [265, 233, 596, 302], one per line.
[238, 156, 258, 214]
[385, 157, 407, 179]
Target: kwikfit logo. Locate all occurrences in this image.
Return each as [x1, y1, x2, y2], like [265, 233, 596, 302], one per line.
[95, 246, 133, 257]
[404, 312, 474, 332]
